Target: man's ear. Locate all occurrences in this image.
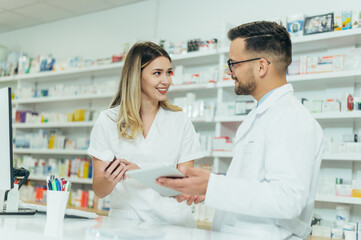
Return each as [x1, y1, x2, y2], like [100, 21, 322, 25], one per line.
[258, 58, 269, 78]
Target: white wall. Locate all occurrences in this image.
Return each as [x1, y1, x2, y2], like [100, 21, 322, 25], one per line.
[1, 0, 361, 61]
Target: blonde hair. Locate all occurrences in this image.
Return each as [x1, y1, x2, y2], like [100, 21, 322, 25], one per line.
[110, 42, 182, 139]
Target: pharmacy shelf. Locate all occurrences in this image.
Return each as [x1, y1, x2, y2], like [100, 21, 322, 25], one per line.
[27, 176, 92, 184]
[323, 153, 361, 161]
[291, 28, 361, 53]
[13, 121, 95, 129]
[212, 152, 361, 161]
[219, 28, 361, 54]
[13, 93, 114, 104]
[212, 151, 233, 158]
[170, 82, 217, 92]
[171, 49, 219, 66]
[0, 75, 16, 83]
[315, 195, 361, 205]
[312, 111, 361, 120]
[13, 149, 88, 155]
[214, 115, 247, 122]
[218, 69, 361, 89]
[13, 62, 124, 82]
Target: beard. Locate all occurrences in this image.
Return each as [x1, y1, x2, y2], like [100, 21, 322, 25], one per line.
[233, 69, 257, 95]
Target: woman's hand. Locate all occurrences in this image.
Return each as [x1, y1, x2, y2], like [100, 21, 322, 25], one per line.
[103, 159, 128, 183]
[118, 159, 140, 180]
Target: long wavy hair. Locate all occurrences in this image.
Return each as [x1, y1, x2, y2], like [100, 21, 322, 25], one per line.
[110, 42, 181, 139]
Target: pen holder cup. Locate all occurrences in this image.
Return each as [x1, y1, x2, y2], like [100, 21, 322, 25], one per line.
[44, 190, 69, 238]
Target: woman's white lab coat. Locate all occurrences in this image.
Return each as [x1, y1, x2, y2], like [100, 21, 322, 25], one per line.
[205, 84, 324, 240]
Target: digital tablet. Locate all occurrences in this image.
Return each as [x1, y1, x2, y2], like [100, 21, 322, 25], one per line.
[126, 165, 185, 197]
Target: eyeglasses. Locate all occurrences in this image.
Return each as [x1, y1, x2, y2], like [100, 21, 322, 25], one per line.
[227, 58, 271, 73]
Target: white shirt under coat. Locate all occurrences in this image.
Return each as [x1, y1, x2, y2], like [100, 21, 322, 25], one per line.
[205, 84, 324, 240]
[88, 106, 204, 227]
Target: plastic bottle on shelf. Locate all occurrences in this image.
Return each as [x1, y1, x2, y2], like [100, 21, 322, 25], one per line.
[347, 94, 353, 111]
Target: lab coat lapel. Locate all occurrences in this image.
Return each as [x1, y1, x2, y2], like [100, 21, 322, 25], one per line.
[233, 84, 294, 146]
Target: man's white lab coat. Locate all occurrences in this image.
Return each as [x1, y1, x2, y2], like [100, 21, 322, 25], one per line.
[205, 84, 324, 240]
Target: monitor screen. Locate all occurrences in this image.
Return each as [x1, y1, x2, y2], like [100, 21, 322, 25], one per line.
[0, 87, 13, 191]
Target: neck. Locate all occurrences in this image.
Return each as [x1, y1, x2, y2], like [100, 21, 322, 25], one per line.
[252, 75, 287, 101]
[140, 97, 159, 118]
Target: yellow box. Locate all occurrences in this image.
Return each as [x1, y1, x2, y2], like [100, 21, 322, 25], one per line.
[74, 109, 86, 122]
[67, 113, 74, 122]
[352, 189, 361, 198]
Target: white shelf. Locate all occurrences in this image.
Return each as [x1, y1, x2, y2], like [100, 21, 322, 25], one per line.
[211, 152, 361, 161]
[315, 195, 361, 205]
[219, 29, 361, 54]
[13, 149, 88, 155]
[323, 153, 361, 161]
[12, 62, 124, 82]
[291, 28, 361, 53]
[212, 151, 233, 158]
[13, 93, 114, 104]
[0, 75, 16, 83]
[27, 176, 92, 184]
[13, 121, 95, 129]
[170, 82, 217, 92]
[312, 111, 361, 120]
[218, 70, 361, 89]
[214, 115, 247, 122]
[171, 49, 219, 66]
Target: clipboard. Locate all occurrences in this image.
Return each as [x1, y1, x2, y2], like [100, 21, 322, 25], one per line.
[126, 165, 185, 197]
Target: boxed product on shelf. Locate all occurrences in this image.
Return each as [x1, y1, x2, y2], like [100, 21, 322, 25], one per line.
[334, 11, 343, 31]
[304, 12, 334, 35]
[322, 99, 341, 112]
[213, 137, 232, 152]
[352, 10, 361, 28]
[302, 99, 322, 113]
[342, 10, 352, 30]
[306, 55, 343, 74]
[287, 14, 304, 37]
[287, 58, 300, 75]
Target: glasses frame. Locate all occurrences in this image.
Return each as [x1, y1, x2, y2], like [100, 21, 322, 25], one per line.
[227, 58, 271, 73]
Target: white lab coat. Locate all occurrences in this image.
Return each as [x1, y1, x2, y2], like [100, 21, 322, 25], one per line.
[205, 84, 324, 240]
[88, 106, 204, 227]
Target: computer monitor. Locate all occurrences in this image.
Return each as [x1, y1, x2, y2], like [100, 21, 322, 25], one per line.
[0, 87, 13, 191]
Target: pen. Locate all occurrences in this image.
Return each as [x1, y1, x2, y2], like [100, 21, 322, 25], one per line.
[46, 176, 52, 190]
[51, 179, 57, 191]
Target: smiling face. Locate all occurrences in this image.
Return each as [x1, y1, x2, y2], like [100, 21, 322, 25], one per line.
[228, 38, 258, 96]
[141, 56, 173, 104]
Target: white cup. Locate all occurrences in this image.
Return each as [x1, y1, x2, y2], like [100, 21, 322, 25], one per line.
[44, 190, 69, 238]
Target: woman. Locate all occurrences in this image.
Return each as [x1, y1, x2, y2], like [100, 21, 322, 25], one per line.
[88, 42, 204, 227]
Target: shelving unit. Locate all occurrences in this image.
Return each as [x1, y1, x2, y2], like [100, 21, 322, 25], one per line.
[13, 122, 95, 129]
[13, 149, 88, 155]
[2, 28, 361, 221]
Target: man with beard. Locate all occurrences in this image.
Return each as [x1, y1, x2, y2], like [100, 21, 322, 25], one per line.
[157, 21, 324, 240]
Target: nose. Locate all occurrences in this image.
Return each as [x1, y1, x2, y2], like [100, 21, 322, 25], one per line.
[161, 74, 171, 85]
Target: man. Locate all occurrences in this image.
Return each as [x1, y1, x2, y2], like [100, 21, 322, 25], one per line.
[157, 21, 324, 240]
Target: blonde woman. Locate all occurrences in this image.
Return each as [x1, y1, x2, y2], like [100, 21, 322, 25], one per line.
[88, 42, 204, 227]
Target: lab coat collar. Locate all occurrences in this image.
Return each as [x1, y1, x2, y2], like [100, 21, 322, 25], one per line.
[233, 83, 294, 145]
[254, 83, 294, 115]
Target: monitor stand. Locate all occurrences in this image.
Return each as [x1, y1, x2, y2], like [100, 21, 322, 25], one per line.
[0, 208, 36, 215]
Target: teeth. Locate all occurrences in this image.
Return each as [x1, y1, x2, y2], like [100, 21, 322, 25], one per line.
[158, 89, 166, 91]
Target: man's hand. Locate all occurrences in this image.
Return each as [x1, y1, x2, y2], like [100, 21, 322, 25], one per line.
[176, 194, 206, 206]
[156, 167, 210, 196]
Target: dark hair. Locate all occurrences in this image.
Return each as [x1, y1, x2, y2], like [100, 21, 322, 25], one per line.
[135, 41, 171, 69]
[228, 21, 292, 72]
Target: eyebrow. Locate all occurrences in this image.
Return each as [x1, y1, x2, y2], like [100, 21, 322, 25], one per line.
[152, 68, 173, 71]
